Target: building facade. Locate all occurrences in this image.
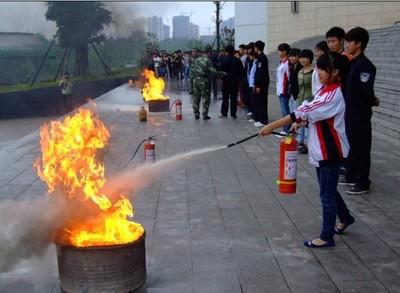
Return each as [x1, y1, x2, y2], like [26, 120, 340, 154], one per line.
[147, 16, 163, 40]
[162, 24, 170, 40]
[172, 15, 190, 39]
[235, 2, 400, 53]
[189, 23, 200, 40]
[234, 3, 268, 49]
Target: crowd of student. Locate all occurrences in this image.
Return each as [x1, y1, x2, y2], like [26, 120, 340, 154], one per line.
[182, 25, 376, 249]
[257, 26, 378, 248]
[141, 25, 378, 249]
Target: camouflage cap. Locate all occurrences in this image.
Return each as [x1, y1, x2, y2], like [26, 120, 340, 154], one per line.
[204, 45, 213, 53]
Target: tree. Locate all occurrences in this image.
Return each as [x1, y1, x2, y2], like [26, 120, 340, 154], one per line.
[221, 27, 235, 47]
[46, 2, 112, 77]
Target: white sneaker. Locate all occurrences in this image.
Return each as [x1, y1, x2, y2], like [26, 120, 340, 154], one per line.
[254, 122, 264, 127]
[246, 112, 253, 116]
[248, 118, 255, 123]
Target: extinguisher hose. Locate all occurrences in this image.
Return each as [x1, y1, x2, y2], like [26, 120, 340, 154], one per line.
[169, 99, 179, 112]
[126, 135, 157, 167]
[226, 131, 292, 148]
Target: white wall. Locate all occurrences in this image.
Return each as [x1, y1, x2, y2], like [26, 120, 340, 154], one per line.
[234, 2, 268, 49]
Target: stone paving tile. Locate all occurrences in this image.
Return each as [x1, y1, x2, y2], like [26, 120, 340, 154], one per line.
[1, 83, 400, 292]
[335, 280, 389, 293]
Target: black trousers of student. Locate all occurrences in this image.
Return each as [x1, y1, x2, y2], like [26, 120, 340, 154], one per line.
[251, 88, 268, 124]
[221, 82, 238, 117]
[240, 82, 251, 111]
[211, 75, 218, 98]
[345, 116, 372, 188]
[62, 94, 72, 112]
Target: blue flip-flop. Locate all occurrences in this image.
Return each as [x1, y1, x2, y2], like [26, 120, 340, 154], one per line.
[304, 239, 335, 248]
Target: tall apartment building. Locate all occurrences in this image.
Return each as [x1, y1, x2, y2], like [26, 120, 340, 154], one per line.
[147, 16, 163, 40]
[189, 23, 199, 40]
[172, 15, 190, 39]
[163, 24, 170, 40]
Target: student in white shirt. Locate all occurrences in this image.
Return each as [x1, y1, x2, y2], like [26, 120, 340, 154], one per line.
[312, 41, 329, 96]
[259, 52, 355, 249]
[276, 43, 291, 133]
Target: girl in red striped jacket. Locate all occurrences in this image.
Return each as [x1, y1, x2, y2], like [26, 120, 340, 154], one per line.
[260, 52, 355, 248]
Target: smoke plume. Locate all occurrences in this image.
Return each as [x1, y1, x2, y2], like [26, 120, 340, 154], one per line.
[0, 195, 67, 273]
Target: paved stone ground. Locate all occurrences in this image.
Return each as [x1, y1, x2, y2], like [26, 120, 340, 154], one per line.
[1, 80, 400, 293]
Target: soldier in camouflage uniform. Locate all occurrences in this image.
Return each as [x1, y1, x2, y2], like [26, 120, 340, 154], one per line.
[191, 46, 221, 120]
[189, 48, 199, 95]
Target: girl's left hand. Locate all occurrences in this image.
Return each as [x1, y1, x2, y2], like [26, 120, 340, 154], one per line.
[290, 121, 308, 133]
[259, 124, 274, 136]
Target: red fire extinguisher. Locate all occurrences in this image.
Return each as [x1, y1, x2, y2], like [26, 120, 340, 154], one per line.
[170, 99, 182, 120]
[278, 135, 298, 194]
[175, 99, 182, 120]
[144, 138, 156, 163]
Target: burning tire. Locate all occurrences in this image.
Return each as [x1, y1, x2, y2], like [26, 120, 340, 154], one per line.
[56, 233, 146, 293]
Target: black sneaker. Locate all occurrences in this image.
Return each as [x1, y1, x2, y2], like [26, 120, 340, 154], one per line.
[231, 115, 237, 119]
[203, 115, 211, 120]
[338, 176, 356, 186]
[298, 145, 308, 154]
[346, 185, 370, 195]
[194, 114, 200, 120]
[339, 166, 347, 176]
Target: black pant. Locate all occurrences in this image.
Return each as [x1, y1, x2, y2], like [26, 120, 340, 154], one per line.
[221, 82, 238, 117]
[240, 81, 250, 110]
[251, 88, 268, 124]
[62, 94, 71, 112]
[211, 76, 218, 98]
[345, 116, 372, 188]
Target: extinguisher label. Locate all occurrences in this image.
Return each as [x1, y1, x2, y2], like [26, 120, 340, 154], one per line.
[177, 105, 182, 115]
[145, 150, 156, 163]
[284, 151, 297, 180]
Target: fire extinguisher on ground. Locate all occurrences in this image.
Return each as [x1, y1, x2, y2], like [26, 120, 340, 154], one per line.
[126, 135, 157, 166]
[278, 135, 298, 194]
[170, 99, 182, 120]
[143, 139, 156, 163]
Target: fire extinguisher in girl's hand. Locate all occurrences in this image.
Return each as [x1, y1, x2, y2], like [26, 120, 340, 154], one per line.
[278, 135, 298, 194]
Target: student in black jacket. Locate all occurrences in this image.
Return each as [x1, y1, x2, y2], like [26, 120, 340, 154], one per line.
[288, 48, 302, 112]
[340, 27, 378, 195]
[219, 45, 245, 119]
[253, 40, 270, 126]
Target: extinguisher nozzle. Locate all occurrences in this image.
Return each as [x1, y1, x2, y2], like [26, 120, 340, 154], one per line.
[226, 133, 259, 148]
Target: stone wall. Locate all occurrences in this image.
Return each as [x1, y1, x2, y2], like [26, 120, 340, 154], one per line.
[0, 76, 133, 119]
[266, 2, 400, 54]
[266, 25, 400, 140]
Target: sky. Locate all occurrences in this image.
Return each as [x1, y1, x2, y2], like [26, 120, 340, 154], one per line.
[0, 2, 234, 38]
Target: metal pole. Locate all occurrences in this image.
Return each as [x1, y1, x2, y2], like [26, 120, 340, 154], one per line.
[54, 48, 68, 81]
[90, 43, 113, 76]
[216, 1, 220, 51]
[31, 29, 59, 86]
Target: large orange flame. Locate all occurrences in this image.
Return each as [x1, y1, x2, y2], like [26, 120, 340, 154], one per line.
[142, 69, 169, 101]
[34, 107, 144, 247]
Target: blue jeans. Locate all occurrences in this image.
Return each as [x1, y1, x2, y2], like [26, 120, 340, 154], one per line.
[288, 96, 298, 112]
[279, 95, 290, 132]
[316, 163, 352, 241]
[297, 127, 309, 144]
